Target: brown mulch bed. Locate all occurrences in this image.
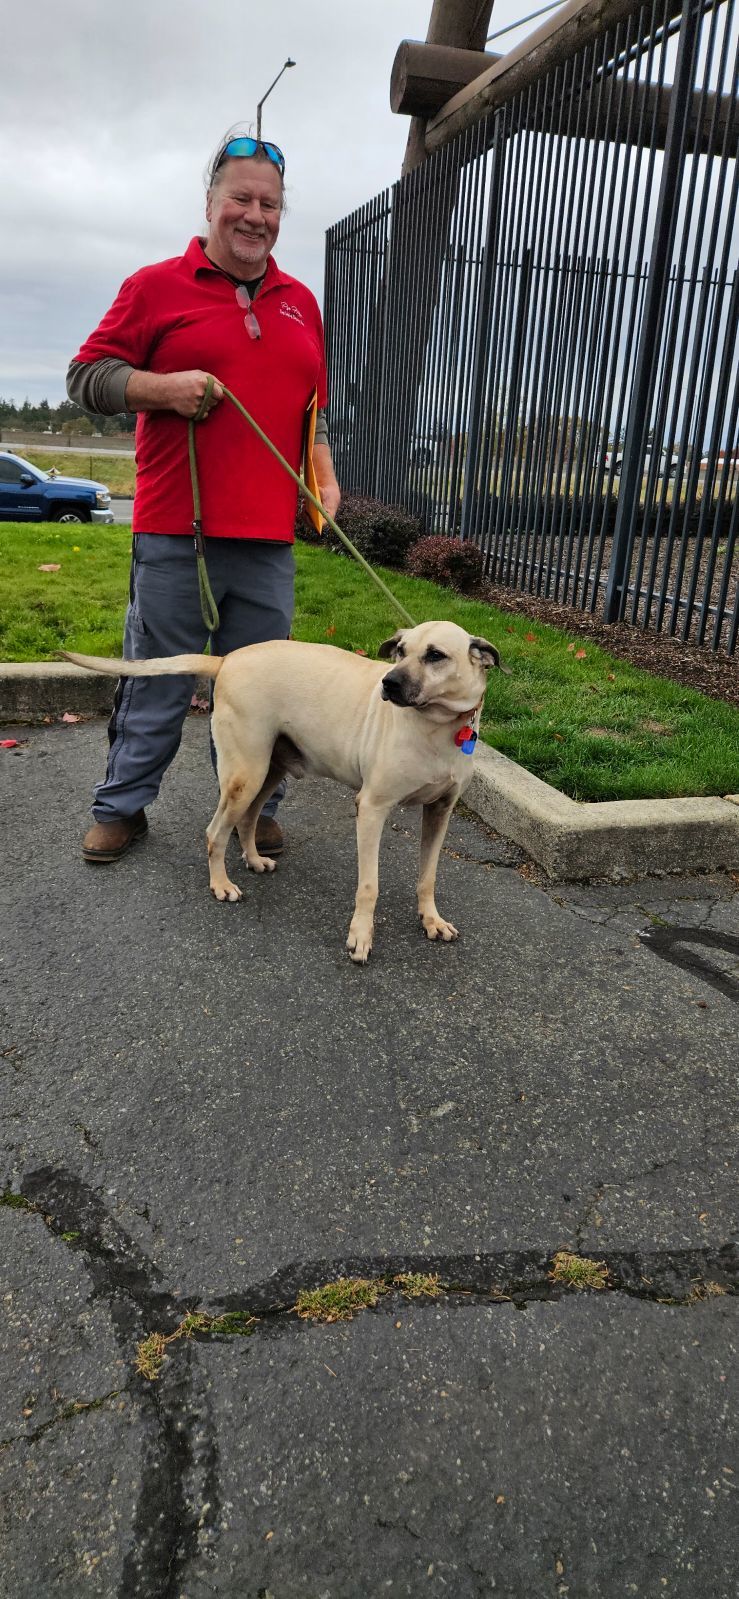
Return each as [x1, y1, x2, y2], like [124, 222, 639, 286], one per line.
[480, 581, 739, 709]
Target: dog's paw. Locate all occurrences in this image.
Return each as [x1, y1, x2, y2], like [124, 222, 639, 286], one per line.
[421, 912, 459, 943]
[243, 850, 277, 874]
[210, 880, 243, 903]
[346, 923, 373, 964]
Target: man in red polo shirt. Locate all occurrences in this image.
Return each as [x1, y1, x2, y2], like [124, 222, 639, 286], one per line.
[67, 132, 340, 864]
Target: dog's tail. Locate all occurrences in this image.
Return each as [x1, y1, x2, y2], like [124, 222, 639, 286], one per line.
[61, 650, 223, 679]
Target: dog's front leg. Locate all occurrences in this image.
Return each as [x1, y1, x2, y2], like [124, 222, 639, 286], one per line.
[417, 794, 459, 942]
[347, 794, 391, 964]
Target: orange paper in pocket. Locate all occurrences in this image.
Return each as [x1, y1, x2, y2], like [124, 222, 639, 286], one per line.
[301, 390, 326, 534]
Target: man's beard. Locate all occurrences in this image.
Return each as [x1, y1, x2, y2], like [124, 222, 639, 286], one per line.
[232, 229, 266, 259]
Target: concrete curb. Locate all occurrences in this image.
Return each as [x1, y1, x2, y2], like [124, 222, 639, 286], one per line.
[466, 740, 739, 881]
[0, 663, 211, 720]
[2, 663, 738, 882]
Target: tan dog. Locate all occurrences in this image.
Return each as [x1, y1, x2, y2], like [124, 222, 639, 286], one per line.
[65, 621, 507, 962]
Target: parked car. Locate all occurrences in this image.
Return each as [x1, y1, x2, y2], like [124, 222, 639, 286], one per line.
[604, 447, 680, 478]
[0, 451, 114, 523]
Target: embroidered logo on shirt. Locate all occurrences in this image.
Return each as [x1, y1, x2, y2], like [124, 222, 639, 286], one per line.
[280, 301, 305, 326]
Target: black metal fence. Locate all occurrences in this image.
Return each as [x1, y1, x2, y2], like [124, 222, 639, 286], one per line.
[324, 0, 738, 653]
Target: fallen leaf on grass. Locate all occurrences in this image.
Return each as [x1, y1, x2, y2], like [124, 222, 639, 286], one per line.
[524, 631, 536, 642]
[575, 648, 587, 659]
[325, 625, 336, 637]
[354, 648, 367, 655]
[61, 712, 81, 723]
[38, 563, 61, 573]
[567, 642, 575, 652]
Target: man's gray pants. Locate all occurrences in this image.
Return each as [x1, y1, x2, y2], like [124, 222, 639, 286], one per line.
[92, 534, 294, 822]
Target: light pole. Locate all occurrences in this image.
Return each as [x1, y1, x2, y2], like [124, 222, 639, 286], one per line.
[256, 58, 296, 141]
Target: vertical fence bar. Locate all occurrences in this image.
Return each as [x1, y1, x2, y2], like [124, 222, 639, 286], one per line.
[604, 0, 704, 622]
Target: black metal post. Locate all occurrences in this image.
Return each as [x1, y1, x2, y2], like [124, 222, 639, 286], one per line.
[603, 0, 703, 621]
[459, 115, 507, 540]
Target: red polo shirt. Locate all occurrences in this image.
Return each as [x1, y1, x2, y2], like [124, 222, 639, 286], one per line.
[74, 237, 327, 540]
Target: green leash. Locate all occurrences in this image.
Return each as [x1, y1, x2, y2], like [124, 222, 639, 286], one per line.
[187, 375, 417, 634]
[188, 380, 220, 632]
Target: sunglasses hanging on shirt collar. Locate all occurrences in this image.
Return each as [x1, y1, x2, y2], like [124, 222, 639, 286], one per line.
[235, 284, 261, 340]
[216, 137, 286, 175]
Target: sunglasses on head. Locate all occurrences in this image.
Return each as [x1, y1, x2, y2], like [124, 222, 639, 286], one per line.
[216, 136, 285, 175]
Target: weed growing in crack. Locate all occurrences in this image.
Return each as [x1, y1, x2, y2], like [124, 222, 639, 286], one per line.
[550, 1251, 609, 1290]
[295, 1272, 442, 1324]
[295, 1277, 388, 1323]
[395, 1272, 442, 1301]
[136, 1310, 258, 1380]
[0, 1191, 35, 1211]
[686, 1280, 728, 1304]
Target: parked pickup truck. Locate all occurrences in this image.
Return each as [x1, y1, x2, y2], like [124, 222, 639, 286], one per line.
[0, 451, 114, 523]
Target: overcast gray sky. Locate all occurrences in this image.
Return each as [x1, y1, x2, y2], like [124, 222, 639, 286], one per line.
[0, 0, 537, 406]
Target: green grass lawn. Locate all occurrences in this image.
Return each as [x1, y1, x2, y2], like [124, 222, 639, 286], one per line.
[18, 449, 136, 496]
[1, 520, 737, 803]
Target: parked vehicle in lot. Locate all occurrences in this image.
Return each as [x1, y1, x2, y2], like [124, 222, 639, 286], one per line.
[0, 451, 114, 523]
[604, 447, 680, 477]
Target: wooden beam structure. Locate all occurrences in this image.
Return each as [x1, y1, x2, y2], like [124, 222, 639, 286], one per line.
[402, 0, 497, 173]
[424, 0, 684, 153]
[391, 42, 501, 119]
[529, 75, 738, 155]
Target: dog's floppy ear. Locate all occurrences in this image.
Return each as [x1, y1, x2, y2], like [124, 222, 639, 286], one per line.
[377, 631, 405, 660]
[469, 636, 512, 674]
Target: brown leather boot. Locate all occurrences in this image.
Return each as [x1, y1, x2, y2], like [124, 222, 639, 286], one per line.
[82, 810, 148, 863]
[255, 816, 284, 856]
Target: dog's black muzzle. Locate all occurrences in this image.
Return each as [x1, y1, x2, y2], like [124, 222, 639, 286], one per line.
[381, 670, 414, 706]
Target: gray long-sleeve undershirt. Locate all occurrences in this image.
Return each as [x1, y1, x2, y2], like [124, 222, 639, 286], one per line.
[66, 358, 330, 446]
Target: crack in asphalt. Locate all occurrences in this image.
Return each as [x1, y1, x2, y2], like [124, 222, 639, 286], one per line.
[9, 1168, 203, 1599]
[4, 1165, 738, 1597]
[0, 1388, 124, 1453]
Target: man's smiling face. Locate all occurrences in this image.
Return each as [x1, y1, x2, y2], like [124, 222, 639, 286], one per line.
[205, 157, 283, 279]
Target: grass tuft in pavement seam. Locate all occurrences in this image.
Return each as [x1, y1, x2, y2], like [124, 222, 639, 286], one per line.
[295, 1272, 442, 1324]
[138, 1276, 443, 1378]
[295, 1277, 388, 1323]
[549, 1251, 609, 1290]
[136, 1310, 258, 1381]
[0, 1190, 36, 1211]
[395, 1271, 442, 1300]
[685, 1280, 728, 1304]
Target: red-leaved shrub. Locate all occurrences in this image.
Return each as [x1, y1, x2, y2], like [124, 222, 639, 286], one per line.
[296, 495, 423, 569]
[406, 535, 484, 594]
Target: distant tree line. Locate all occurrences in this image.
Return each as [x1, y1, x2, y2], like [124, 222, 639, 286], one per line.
[0, 396, 135, 438]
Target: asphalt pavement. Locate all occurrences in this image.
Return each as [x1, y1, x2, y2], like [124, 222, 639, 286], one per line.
[1, 715, 737, 1597]
[111, 496, 133, 521]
